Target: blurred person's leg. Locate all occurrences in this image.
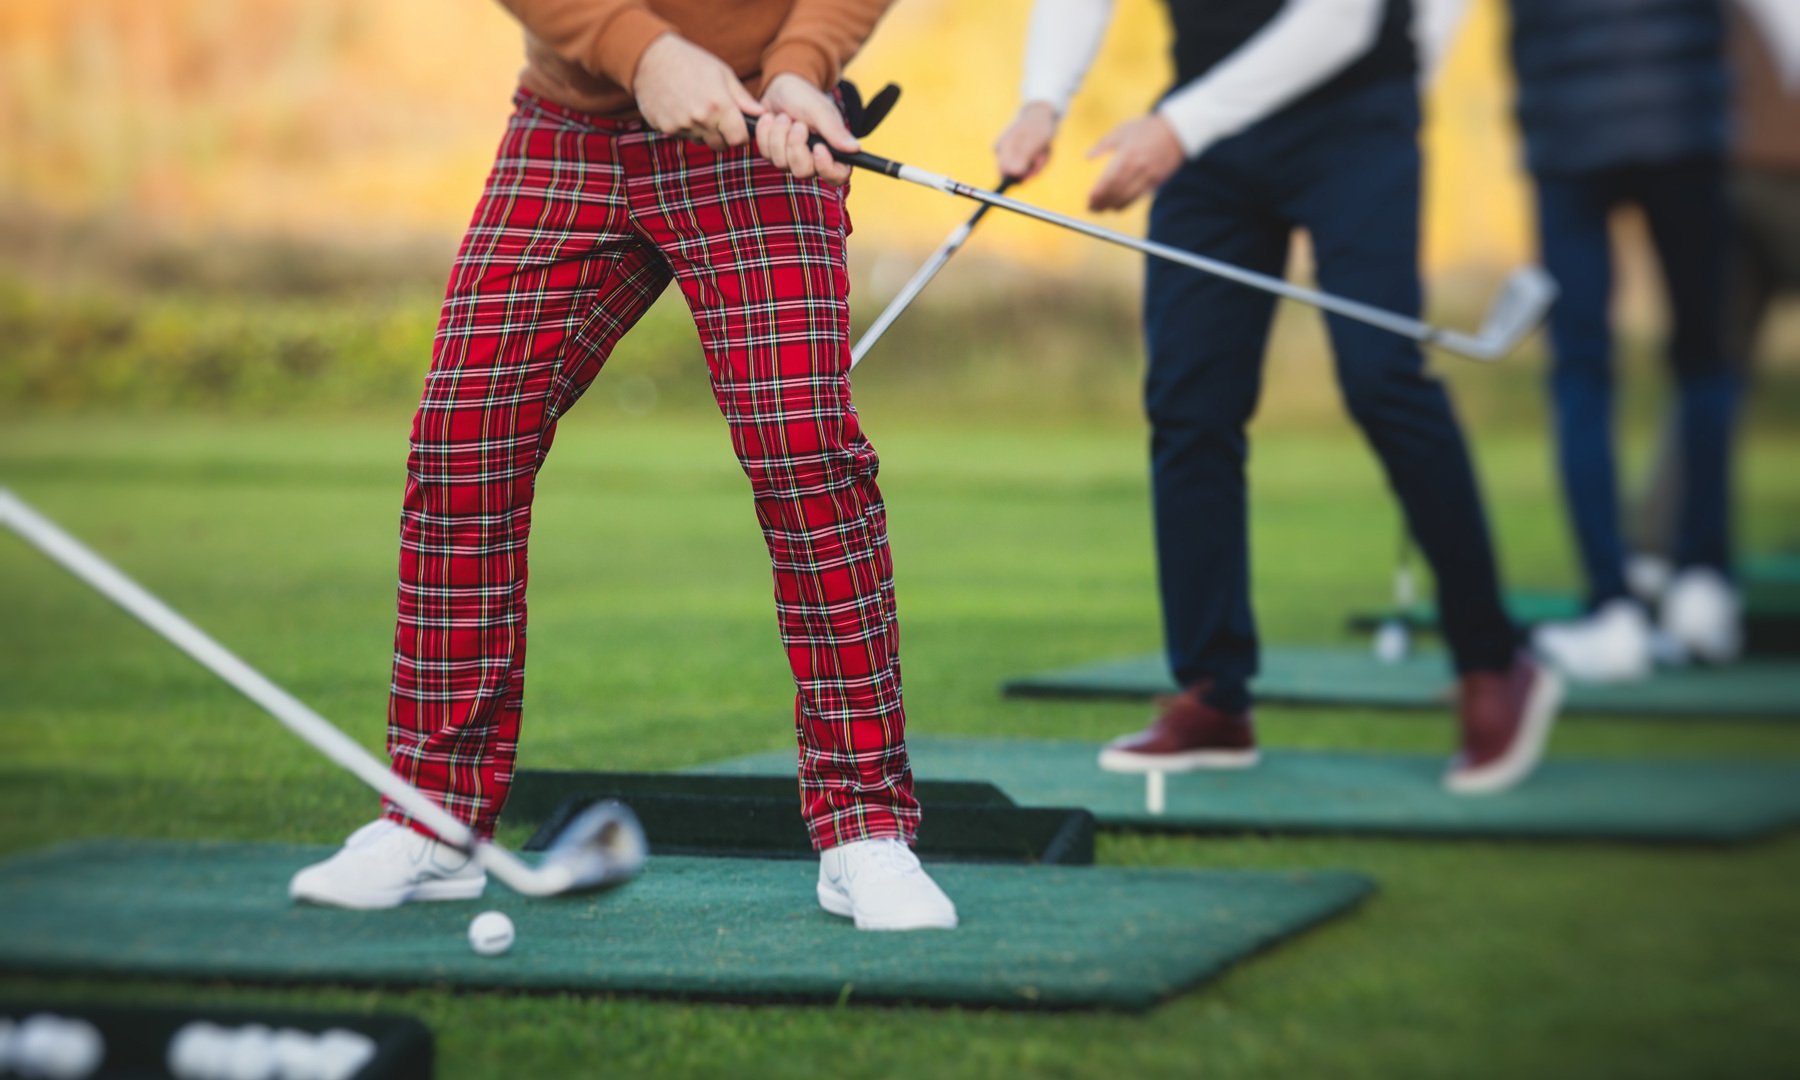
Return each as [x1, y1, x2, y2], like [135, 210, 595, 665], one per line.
[1142, 155, 1288, 714]
[291, 94, 674, 909]
[1274, 78, 1556, 790]
[1291, 81, 1515, 679]
[1097, 155, 1277, 773]
[1638, 157, 1745, 662]
[1626, 165, 1781, 578]
[625, 129, 921, 854]
[385, 95, 675, 841]
[1638, 157, 1737, 577]
[1535, 169, 1631, 607]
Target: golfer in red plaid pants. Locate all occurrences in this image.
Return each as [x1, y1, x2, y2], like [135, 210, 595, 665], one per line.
[290, 5, 958, 929]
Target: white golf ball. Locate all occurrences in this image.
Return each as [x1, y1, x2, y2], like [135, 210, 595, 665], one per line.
[269, 1028, 318, 1079]
[1373, 620, 1410, 664]
[222, 1023, 276, 1080]
[168, 1021, 231, 1080]
[15, 1014, 105, 1080]
[468, 910, 515, 956]
[314, 1029, 377, 1080]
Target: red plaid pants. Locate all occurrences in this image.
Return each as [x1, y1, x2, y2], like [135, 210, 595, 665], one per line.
[384, 92, 918, 850]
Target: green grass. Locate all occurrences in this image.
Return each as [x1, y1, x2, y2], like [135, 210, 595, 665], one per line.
[3, 409, 1799, 1078]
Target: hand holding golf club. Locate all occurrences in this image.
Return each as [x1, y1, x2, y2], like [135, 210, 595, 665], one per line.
[634, 34, 855, 185]
[756, 74, 859, 184]
[633, 33, 763, 151]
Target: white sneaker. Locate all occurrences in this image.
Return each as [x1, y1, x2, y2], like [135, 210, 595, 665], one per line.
[817, 838, 958, 931]
[289, 819, 486, 910]
[1662, 567, 1742, 664]
[1531, 598, 1653, 682]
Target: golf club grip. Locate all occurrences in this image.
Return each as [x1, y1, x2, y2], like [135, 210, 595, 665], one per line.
[741, 116, 902, 175]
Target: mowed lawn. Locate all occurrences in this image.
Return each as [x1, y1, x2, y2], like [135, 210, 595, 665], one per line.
[2, 409, 1798, 1079]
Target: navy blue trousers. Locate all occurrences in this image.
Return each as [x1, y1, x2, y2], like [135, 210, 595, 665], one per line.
[1144, 79, 1517, 707]
[1533, 157, 1739, 605]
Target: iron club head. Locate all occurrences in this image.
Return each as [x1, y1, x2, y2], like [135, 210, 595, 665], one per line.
[480, 798, 649, 897]
[1435, 266, 1560, 361]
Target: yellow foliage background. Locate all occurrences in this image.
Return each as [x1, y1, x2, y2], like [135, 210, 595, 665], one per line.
[0, 0, 1533, 272]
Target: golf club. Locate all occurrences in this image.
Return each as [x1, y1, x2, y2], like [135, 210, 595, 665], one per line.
[850, 176, 1016, 369]
[754, 120, 1558, 362]
[0, 488, 647, 898]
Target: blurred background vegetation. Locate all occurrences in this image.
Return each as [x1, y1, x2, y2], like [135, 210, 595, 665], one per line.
[1, 0, 1796, 433]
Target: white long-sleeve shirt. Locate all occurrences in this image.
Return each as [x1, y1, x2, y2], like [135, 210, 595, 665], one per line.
[1021, 0, 1472, 159]
[1738, 0, 1800, 91]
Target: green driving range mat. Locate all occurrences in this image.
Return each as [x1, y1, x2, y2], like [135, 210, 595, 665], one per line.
[696, 737, 1800, 842]
[1347, 555, 1800, 654]
[1001, 646, 1800, 718]
[0, 841, 1371, 1012]
[1347, 588, 1583, 632]
[497, 770, 1097, 865]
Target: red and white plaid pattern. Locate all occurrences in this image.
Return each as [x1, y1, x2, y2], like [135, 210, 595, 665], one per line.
[384, 91, 918, 850]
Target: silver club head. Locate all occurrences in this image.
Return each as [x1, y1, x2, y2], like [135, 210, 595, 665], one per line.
[542, 798, 648, 891]
[1434, 266, 1560, 361]
[482, 798, 649, 897]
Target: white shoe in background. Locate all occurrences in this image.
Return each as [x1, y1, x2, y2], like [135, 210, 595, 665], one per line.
[1626, 554, 1674, 604]
[1531, 598, 1654, 682]
[289, 819, 486, 910]
[1662, 567, 1743, 664]
[818, 838, 958, 931]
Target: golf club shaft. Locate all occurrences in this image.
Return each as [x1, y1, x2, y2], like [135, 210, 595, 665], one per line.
[750, 121, 1478, 356]
[0, 488, 476, 849]
[885, 161, 1442, 346]
[850, 176, 1016, 368]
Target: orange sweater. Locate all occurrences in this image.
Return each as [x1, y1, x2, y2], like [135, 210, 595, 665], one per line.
[498, 0, 891, 118]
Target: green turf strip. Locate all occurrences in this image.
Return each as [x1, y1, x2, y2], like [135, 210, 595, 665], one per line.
[0, 841, 1370, 1012]
[695, 737, 1800, 843]
[1347, 558, 1800, 655]
[1000, 646, 1800, 718]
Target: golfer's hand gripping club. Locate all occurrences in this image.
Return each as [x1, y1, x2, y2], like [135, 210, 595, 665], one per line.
[747, 118, 1556, 362]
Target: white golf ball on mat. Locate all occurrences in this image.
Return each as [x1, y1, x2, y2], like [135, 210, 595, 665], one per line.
[469, 910, 515, 956]
[1373, 619, 1410, 664]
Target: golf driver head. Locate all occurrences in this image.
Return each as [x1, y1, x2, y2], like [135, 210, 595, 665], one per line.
[538, 798, 649, 893]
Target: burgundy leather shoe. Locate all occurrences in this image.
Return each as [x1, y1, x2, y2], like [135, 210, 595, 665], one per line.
[1445, 652, 1564, 794]
[1098, 682, 1258, 772]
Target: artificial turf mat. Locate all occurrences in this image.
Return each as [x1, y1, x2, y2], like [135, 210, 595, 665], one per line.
[1346, 555, 1800, 654]
[0, 841, 1370, 1013]
[695, 737, 1800, 843]
[502, 775, 1098, 865]
[1001, 646, 1800, 718]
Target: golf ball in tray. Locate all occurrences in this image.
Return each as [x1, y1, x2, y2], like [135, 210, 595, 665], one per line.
[0, 1013, 105, 1079]
[469, 910, 515, 956]
[166, 1021, 376, 1080]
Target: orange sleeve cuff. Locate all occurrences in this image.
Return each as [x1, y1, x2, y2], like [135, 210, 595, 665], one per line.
[593, 7, 678, 90]
[761, 38, 836, 90]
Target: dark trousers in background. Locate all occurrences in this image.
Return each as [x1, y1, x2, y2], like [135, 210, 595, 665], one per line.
[1633, 169, 1800, 555]
[1143, 77, 1517, 708]
[1533, 156, 1740, 606]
